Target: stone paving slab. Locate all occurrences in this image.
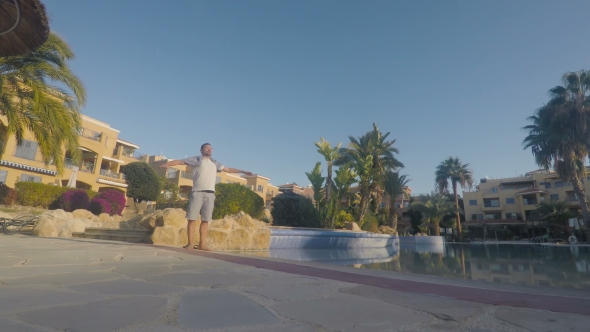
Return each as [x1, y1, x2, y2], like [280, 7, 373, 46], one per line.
[18, 296, 167, 332]
[495, 306, 590, 332]
[145, 270, 262, 287]
[1, 272, 118, 286]
[343, 284, 489, 321]
[244, 282, 346, 303]
[0, 288, 105, 313]
[178, 289, 279, 330]
[0, 318, 47, 332]
[69, 279, 184, 296]
[272, 296, 430, 331]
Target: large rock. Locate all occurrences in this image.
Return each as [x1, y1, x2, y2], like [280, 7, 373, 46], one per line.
[377, 225, 397, 235]
[98, 213, 113, 222]
[42, 209, 69, 222]
[344, 222, 362, 232]
[72, 209, 98, 221]
[32, 215, 61, 237]
[146, 209, 271, 251]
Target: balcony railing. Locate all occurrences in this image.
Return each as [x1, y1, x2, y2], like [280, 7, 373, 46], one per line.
[166, 170, 178, 179]
[78, 127, 102, 141]
[99, 169, 119, 179]
[181, 171, 193, 179]
[122, 147, 136, 157]
[523, 199, 538, 206]
[483, 201, 501, 208]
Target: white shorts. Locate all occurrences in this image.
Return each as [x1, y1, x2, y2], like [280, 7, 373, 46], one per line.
[186, 191, 215, 221]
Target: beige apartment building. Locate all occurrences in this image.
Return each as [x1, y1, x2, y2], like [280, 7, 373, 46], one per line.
[146, 155, 280, 206]
[463, 169, 589, 227]
[0, 114, 141, 195]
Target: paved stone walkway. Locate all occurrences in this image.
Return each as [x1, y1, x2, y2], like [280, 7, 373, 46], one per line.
[1, 235, 590, 331]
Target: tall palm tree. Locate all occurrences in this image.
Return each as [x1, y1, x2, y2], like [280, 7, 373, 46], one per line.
[0, 33, 86, 173]
[336, 123, 404, 223]
[435, 157, 473, 240]
[305, 162, 324, 210]
[383, 171, 410, 230]
[411, 194, 457, 236]
[315, 137, 341, 202]
[334, 165, 356, 208]
[523, 70, 590, 223]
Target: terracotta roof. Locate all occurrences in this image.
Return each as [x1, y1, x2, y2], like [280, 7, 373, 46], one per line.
[515, 187, 546, 195]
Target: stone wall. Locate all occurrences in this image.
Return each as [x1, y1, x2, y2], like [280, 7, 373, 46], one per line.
[138, 209, 270, 251]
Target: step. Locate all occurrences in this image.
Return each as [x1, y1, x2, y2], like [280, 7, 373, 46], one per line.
[72, 228, 150, 243]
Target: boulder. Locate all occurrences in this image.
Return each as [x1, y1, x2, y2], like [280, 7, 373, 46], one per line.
[98, 213, 113, 222]
[72, 209, 98, 221]
[0, 211, 13, 219]
[344, 222, 362, 232]
[42, 209, 69, 222]
[139, 211, 160, 231]
[377, 225, 397, 235]
[32, 215, 60, 237]
[112, 215, 122, 222]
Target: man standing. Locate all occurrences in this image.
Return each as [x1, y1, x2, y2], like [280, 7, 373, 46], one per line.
[161, 143, 252, 251]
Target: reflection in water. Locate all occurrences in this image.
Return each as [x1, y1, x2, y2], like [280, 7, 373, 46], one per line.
[244, 244, 590, 289]
[360, 244, 590, 289]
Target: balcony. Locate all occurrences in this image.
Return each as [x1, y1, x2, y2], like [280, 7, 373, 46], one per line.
[482, 199, 502, 211]
[64, 158, 95, 174]
[99, 169, 120, 179]
[78, 127, 102, 141]
[181, 171, 193, 180]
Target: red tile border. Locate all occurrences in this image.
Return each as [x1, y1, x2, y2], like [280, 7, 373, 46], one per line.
[158, 246, 590, 316]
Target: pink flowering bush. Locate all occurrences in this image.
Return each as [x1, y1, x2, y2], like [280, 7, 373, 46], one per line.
[59, 189, 89, 212]
[96, 189, 126, 215]
[89, 198, 112, 215]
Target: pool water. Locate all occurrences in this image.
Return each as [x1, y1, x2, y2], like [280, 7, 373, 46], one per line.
[243, 243, 590, 290]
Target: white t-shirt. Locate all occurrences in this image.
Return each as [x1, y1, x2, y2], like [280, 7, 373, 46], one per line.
[181, 156, 224, 191]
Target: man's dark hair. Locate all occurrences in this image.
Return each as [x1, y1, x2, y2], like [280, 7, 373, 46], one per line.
[201, 143, 211, 150]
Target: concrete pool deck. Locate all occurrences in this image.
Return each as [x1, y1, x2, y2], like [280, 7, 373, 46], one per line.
[2, 234, 590, 332]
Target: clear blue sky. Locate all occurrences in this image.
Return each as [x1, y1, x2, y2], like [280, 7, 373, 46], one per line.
[43, 0, 590, 195]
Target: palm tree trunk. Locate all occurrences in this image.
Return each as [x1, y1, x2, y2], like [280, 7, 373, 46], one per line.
[453, 182, 463, 240]
[572, 177, 590, 228]
[433, 221, 440, 236]
[357, 191, 371, 224]
[388, 203, 398, 229]
[326, 162, 332, 202]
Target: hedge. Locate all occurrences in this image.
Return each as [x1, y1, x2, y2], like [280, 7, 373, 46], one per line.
[95, 189, 126, 215]
[15, 182, 97, 209]
[271, 192, 322, 228]
[58, 189, 90, 212]
[89, 197, 111, 215]
[213, 183, 264, 219]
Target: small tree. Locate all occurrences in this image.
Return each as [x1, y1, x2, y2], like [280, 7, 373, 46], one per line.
[121, 162, 161, 211]
[271, 192, 322, 228]
[157, 176, 180, 205]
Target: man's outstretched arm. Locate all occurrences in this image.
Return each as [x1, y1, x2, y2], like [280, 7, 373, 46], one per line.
[222, 167, 253, 176]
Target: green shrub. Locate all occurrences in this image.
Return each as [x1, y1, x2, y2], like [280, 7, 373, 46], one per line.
[122, 162, 160, 202]
[361, 211, 379, 232]
[271, 192, 322, 228]
[15, 182, 97, 209]
[213, 183, 264, 219]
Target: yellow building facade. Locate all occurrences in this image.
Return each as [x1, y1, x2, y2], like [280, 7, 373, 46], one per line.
[146, 155, 280, 206]
[0, 114, 141, 194]
[463, 169, 589, 223]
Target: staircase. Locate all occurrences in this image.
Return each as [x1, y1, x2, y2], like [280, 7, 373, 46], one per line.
[72, 228, 150, 243]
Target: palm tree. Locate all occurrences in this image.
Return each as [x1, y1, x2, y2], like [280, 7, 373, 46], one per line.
[523, 71, 590, 223]
[315, 137, 341, 202]
[533, 200, 574, 236]
[336, 123, 404, 223]
[435, 157, 473, 240]
[334, 165, 356, 208]
[305, 162, 324, 210]
[411, 194, 457, 236]
[0, 33, 86, 173]
[383, 171, 411, 230]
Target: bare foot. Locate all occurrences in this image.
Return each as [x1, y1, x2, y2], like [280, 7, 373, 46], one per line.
[183, 244, 196, 250]
[197, 245, 212, 252]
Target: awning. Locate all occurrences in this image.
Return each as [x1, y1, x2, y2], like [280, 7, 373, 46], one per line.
[102, 156, 125, 164]
[79, 147, 91, 152]
[97, 178, 127, 188]
[0, 159, 57, 175]
[116, 139, 140, 149]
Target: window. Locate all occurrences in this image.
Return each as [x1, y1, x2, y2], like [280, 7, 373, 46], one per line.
[166, 169, 177, 179]
[506, 198, 515, 204]
[14, 139, 38, 160]
[491, 187, 498, 193]
[20, 174, 41, 183]
[469, 199, 477, 206]
[403, 201, 409, 208]
[555, 181, 565, 187]
[544, 182, 551, 189]
[257, 185, 264, 192]
[0, 170, 7, 183]
[471, 214, 484, 220]
[550, 194, 559, 201]
[485, 213, 502, 219]
[506, 212, 518, 219]
[484, 199, 500, 207]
